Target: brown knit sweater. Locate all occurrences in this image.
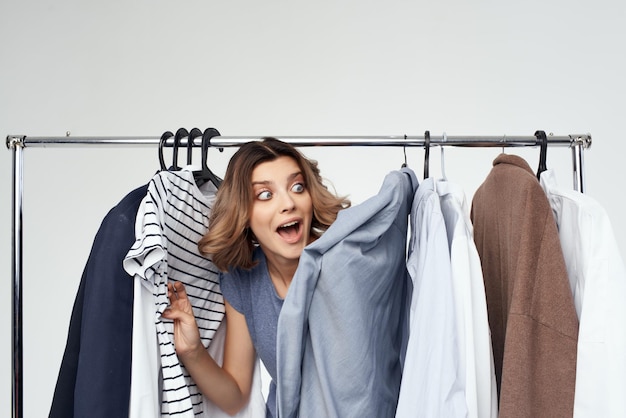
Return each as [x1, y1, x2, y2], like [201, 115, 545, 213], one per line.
[471, 154, 578, 417]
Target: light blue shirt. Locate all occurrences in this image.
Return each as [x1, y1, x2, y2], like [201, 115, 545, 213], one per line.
[276, 168, 418, 418]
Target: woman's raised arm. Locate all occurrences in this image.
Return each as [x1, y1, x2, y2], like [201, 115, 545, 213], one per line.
[163, 281, 257, 415]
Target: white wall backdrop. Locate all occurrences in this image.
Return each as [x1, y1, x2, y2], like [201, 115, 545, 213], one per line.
[1, 1, 625, 417]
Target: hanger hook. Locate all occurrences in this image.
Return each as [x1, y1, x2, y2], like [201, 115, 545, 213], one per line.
[188, 128, 203, 166]
[158, 130, 174, 170]
[535, 130, 548, 179]
[173, 128, 189, 171]
[424, 130, 431, 179]
[440, 131, 447, 180]
[401, 134, 408, 168]
[199, 127, 223, 187]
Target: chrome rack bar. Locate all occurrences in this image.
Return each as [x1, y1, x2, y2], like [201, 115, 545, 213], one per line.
[12, 133, 592, 148]
[210, 134, 590, 148]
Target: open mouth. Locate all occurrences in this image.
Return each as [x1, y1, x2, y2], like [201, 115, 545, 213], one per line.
[277, 220, 301, 241]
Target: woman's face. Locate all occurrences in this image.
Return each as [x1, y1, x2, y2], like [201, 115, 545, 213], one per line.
[249, 156, 313, 266]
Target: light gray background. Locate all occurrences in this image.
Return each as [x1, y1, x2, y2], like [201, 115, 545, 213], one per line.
[1, 1, 625, 417]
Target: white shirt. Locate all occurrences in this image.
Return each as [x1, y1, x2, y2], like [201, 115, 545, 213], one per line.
[396, 178, 468, 418]
[437, 180, 498, 418]
[540, 169, 626, 418]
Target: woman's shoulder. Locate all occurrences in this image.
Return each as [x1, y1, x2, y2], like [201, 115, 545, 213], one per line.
[219, 247, 269, 311]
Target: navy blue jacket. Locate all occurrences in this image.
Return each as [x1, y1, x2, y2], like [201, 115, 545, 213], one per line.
[49, 184, 147, 418]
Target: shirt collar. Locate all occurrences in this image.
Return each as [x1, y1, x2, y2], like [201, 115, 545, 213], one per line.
[493, 153, 534, 175]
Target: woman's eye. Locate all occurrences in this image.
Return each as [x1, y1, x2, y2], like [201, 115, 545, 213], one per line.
[257, 190, 272, 200]
[291, 183, 305, 193]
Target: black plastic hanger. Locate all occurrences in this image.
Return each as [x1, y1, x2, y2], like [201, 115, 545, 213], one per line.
[535, 130, 548, 180]
[172, 128, 189, 171]
[401, 134, 408, 168]
[194, 127, 223, 188]
[423, 130, 431, 179]
[158, 130, 174, 171]
[188, 127, 203, 166]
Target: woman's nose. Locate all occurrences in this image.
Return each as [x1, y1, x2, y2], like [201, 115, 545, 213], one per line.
[280, 193, 296, 213]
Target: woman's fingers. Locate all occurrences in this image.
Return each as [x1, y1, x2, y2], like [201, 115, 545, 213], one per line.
[167, 281, 190, 300]
[163, 282, 203, 355]
[172, 281, 189, 299]
[165, 281, 194, 317]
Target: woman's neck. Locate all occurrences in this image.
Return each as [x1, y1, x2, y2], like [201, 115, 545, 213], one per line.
[266, 258, 298, 299]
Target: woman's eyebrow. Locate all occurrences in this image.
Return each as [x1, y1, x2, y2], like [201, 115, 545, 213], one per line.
[251, 172, 303, 186]
[288, 171, 304, 181]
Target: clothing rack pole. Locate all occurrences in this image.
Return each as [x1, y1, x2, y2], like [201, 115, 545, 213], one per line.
[573, 135, 589, 193]
[7, 136, 24, 418]
[4, 132, 591, 418]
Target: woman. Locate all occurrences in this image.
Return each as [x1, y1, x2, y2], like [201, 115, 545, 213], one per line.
[162, 137, 350, 417]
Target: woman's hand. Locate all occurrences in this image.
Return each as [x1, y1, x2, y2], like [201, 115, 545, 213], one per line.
[162, 283, 256, 415]
[162, 281, 203, 358]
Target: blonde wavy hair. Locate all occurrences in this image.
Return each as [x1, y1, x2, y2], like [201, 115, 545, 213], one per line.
[198, 137, 350, 271]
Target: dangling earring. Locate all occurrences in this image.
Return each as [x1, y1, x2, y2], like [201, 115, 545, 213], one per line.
[245, 226, 258, 244]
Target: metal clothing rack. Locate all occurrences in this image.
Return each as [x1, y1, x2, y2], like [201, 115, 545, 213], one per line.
[5, 132, 592, 418]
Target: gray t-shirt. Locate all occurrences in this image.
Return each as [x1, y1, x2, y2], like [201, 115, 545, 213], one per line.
[219, 247, 283, 418]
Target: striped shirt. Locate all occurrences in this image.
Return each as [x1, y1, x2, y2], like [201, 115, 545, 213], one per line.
[124, 168, 224, 416]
